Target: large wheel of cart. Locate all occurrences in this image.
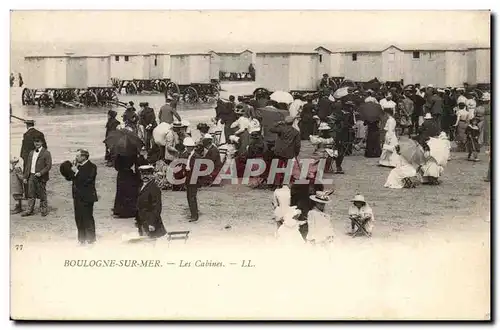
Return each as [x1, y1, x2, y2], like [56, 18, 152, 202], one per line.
[81, 90, 99, 107]
[21, 88, 34, 106]
[125, 82, 138, 94]
[166, 82, 180, 98]
[183, 86, 199, 104]
[38, 92, 55, 108]
[157, 80, 168, 93]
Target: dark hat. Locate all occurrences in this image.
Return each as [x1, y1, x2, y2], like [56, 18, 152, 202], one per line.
[128, 101, 134, 106]
[25, 119, 35, 125]
[108, 109, 117, 117]
[323, 73, 329, 77]
[139, 102, 147, 107]
[59, 161, 74, 181]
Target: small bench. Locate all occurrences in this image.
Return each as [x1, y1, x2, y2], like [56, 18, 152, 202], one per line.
[166, 230, 190, 244]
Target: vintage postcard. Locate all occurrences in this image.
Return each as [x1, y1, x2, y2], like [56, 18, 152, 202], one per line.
[9, 10, 491, 320]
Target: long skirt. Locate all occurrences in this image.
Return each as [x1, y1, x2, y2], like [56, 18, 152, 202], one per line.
[477, 118, 485, 146]
[300, 118, 315, 140]
[114, 169, 140, 218]
[365, 121, 382, 158]
[455, 121, 468, 151]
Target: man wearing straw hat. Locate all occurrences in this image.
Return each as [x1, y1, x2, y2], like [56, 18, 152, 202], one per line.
[136, 165, 167, 238]
[348, 194, 374, 237]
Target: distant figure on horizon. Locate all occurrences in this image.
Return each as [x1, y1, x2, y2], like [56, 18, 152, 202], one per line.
[18, 73, 24, 87]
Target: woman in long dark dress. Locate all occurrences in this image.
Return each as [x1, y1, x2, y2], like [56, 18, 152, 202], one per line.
[113, 154, 141, 218]
[364, 120, 382, 158]
[299, 99, 316, 140]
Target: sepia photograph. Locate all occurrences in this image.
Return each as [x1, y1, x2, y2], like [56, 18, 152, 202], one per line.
[8, 9, 491, 320]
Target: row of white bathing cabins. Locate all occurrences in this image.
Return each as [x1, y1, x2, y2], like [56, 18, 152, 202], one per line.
[23, 43, 490, 92]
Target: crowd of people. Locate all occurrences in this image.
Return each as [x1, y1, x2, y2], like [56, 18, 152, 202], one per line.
[10, 75, 491, 246]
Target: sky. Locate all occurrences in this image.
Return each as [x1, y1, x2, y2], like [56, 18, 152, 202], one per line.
[11, 10, 490, 46]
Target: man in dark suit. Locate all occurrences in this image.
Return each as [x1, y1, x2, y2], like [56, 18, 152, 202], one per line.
[201, 134, 222, 186]
[136, 165, 167, 238]
[183, 137, 202, 222]
[22, 138, 52, 217]
[65, 149, 98, 244]
[20, 120, 47, 179]
[139, 102, 157, 152]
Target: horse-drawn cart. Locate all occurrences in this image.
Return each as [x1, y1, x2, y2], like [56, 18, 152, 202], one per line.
[165, 53, 221, 104]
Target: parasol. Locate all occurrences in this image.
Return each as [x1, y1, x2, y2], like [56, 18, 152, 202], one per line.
[104, 129, 144, 157]
[398, 139, 426, 167]
[427, 137, 450, 167]
[152, 122, 171, 146]
[333, 87, 351, 99]
[270, 91, 294, 104]
[358, 102, 383, 122]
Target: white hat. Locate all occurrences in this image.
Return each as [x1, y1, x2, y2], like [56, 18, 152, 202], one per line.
[318, 122, 331, 131]
[439, 131, 448, 139]
[202, 133, 213, 140]
[427, 84, 434, 88]
[351, 194, 366, 203]
[456, 87, 465, 91]
[313, 115, 320, 120]
[424, 113, 432, 119]
[10, 156, 19, 164]
[437, 88, 445, 93]
[183, 137, 195, 147]
[138, 164, 154, 172]
[482, 92, 490, 101]
[309, 190, 333, 204]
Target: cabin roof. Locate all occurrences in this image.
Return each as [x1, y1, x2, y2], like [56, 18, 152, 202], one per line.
[316, 42, 489, 53]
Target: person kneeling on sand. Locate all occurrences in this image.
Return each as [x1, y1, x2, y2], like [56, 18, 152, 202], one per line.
[276, 206, 307, 246]
[307, 190, 335, 245]
[348, 194, 374, 237]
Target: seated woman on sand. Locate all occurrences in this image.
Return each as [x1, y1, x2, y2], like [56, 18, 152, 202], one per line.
[276, 206, 306, 246]
[384, 146, 419, 189]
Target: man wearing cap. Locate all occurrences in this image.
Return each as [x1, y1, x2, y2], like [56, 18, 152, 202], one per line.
[139, 102, 157, 151]
[21, 137, 52, 217]
[20, 120, 47, 175]
[136, 165, 167, 238]
[64, 149, 97, 244]
[183, 137, 202, 222]
[201, 134, 222, 185]
[159, 97, 181, 124]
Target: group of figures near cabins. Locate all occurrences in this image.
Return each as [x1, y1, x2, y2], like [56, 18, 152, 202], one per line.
[10, 78, 491, 244]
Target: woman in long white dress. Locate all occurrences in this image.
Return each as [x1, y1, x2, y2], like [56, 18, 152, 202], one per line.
[379, 109, 400, 168]
[384, 147, 418, 189]
[307, 190, 334, 245]
[276, 206, 306, 246]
